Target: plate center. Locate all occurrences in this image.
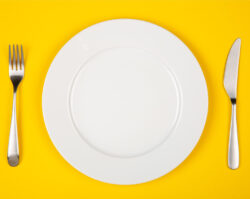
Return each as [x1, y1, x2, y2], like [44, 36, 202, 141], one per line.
[70, 47, 180, 158]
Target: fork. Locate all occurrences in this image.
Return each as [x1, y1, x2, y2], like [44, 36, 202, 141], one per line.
[8, 45, 24, 167]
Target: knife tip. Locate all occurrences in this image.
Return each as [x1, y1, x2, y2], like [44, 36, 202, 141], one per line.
[235, 38, 241, 45]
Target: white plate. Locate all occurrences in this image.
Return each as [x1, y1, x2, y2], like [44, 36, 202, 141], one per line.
[42, 19, 208, 185]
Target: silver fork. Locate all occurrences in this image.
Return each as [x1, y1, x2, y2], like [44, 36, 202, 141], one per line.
[8, 45, 24, 167]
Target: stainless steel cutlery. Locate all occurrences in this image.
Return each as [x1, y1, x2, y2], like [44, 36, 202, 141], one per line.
[8, 45, 24, 167]
[4, 39, 242, 170]
[224, 38, 241, 170]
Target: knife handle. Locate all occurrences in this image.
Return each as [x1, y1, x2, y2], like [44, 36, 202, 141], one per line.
[228, 103, 239, 169]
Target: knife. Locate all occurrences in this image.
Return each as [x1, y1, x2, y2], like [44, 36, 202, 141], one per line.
[224, 38, 241, 170]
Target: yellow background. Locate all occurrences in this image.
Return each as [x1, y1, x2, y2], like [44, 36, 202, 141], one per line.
[0, 0, 250, 198]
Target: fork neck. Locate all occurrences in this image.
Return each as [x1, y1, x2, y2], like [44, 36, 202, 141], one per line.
[13, 85, 18, 93]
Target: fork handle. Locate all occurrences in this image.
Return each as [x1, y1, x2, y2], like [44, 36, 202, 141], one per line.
[228, 103, 239, 169]
[7, 91, 19, 166]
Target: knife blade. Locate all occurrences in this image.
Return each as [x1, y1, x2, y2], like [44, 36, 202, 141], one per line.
[224, 38, 241, 170]
[224, 38, 241, 101]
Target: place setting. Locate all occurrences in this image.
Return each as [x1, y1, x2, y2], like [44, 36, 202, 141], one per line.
[7, 18, 241, 185]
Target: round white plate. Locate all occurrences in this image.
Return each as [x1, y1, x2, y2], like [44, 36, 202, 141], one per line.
[42, 19, 208, 185]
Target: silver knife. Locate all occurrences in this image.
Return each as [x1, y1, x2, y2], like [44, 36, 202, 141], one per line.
[224, 38, 241, 170]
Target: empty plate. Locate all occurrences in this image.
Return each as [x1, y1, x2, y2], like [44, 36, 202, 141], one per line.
[42, 19, 208, 185]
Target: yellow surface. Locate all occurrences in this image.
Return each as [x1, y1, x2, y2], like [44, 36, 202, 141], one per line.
[0, 0, 250, 198]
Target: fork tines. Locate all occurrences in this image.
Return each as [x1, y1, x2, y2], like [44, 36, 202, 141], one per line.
[9, 45, 24, 71]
